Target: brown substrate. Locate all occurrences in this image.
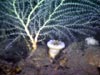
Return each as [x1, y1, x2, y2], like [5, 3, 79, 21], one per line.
[0, 41, 100, 75]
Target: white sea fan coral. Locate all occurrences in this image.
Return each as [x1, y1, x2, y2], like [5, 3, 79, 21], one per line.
[0, 0, 100, 51]
[85, 37, 99, 45]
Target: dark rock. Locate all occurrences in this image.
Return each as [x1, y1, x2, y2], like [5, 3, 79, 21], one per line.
[0, 39, 29, 63]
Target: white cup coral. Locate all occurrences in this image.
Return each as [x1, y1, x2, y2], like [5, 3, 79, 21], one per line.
[47, 40, 65, 59]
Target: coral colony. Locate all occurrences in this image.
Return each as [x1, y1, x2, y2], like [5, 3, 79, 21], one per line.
[0, 0, 100, 53]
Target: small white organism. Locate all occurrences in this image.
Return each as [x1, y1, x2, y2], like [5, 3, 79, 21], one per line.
[47, 40, 65, 59]
[85, 37, 99, 45]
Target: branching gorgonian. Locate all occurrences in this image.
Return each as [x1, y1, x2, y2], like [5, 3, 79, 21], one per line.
[0, 0, 100, 53]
